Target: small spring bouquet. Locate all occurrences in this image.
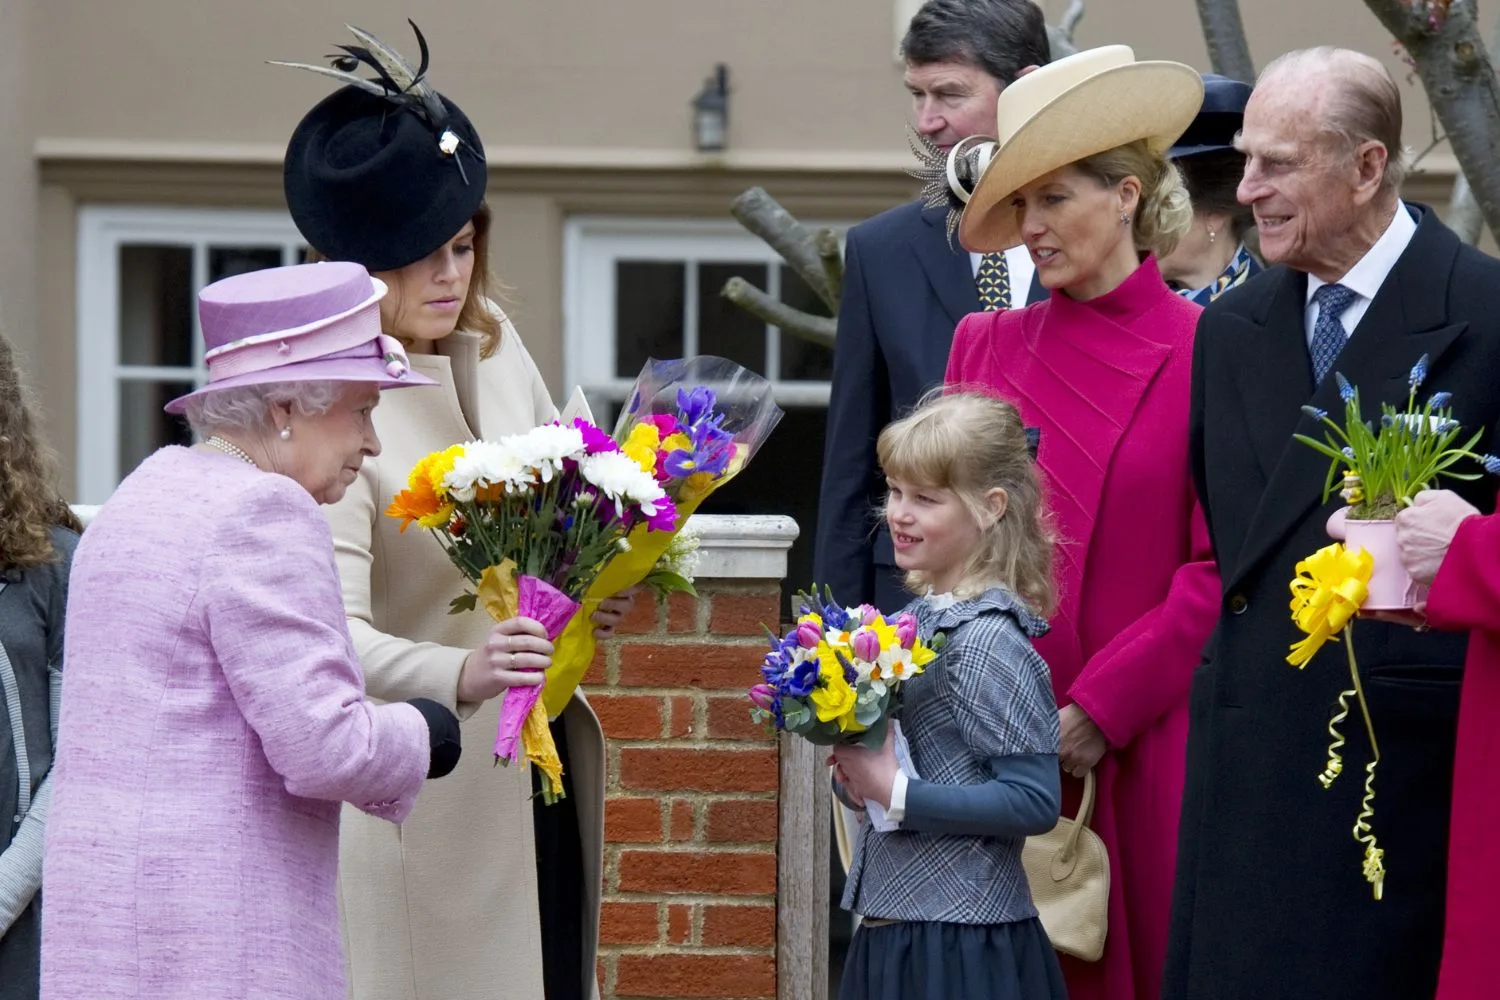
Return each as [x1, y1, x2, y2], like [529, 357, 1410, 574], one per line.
[541, 356, 783, 717]
[1287, 353, 1499, 898]
[386, 418, 678, 802]
[747, 586, 940, 749]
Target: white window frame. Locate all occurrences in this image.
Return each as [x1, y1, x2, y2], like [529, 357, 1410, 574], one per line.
[75, 206, 305, 503]
[562, 216, 847, 415]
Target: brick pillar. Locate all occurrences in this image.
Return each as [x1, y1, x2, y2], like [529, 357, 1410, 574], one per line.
[584, 514, 798, 1000]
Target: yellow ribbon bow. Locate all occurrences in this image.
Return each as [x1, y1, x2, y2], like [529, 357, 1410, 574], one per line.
[1287, 543, 1374, 668]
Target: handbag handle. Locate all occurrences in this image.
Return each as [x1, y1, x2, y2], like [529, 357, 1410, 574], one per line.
[1058, 769, 1096, 865]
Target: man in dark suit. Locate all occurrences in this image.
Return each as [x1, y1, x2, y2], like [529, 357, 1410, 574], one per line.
[1167, 47, 1500, 1000]
[812, 0, 1050, 612]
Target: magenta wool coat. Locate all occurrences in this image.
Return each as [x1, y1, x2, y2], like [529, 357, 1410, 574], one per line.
[40, 447, 432, 1000]
[946, 257, 1220, 1000]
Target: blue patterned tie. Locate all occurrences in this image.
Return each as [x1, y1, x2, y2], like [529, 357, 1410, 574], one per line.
[1310, 283, 1357, 384]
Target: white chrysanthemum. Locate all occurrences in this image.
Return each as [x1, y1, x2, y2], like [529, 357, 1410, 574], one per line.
[443, 440, 532, 499]
[504, 423, 586, 483]
[579, 451, 670, 515]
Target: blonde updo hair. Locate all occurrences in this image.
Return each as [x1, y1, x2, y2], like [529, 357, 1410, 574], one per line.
[1075, 139, 1194, 259]
[877, 390, 1056, 615]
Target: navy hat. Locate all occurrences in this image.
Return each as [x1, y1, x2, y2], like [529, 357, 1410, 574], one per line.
[1168, 73, 1253, 159]
[278, 23, 487, 273]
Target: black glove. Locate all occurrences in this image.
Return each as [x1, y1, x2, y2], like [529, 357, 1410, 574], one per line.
[406, 697, 462, 779]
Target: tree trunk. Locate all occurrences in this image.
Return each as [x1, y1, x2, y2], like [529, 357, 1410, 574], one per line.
[721, 276, 837, 349]
[729, 188, 837, 311]
[1194, 0, 1256, 82]
[1363, 0, 1500, 242]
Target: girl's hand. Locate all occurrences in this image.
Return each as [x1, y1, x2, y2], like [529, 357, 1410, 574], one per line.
[830, 727, 899, 810]
[457, 617, 553, 703]
[591, 587, 640, 640]
[1058, 703, 1107, 778]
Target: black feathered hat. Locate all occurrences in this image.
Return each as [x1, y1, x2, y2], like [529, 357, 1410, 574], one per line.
[277, 21, 487, 272]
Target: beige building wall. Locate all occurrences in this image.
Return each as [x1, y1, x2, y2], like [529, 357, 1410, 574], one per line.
[20, 0, 1500, 494]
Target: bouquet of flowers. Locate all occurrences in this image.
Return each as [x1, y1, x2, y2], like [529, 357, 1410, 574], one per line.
[747, 586, 940, 749]
[386, 418, 678, 802]
[541, 356, 783, 717]
[1287, 354, 1499, 898]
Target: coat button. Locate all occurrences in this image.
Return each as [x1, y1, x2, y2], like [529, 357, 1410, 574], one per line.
[1228, 594, 1249, 615]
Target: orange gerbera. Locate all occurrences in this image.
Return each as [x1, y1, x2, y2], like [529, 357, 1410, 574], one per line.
[385, 448, 459, 532]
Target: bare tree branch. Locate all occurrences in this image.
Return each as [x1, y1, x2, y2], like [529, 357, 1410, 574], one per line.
[1363, 0, 1500, 242]
[722, 277, 837, 349]
[1194, 0, 1256, 83]
[1059, 0, 1086, 39]
[1440, 11, 1500, 246]
[815, 228, 843, 308]
[729, 188, 835, 311]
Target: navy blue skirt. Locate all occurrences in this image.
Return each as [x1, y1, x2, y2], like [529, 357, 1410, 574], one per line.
[839, 917, 1066, 1000]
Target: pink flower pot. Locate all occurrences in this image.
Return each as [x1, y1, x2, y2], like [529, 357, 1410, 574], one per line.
[1343, 518, 1428, 611]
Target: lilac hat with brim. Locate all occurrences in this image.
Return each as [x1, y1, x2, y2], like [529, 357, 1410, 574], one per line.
[164, 260, 435, 415]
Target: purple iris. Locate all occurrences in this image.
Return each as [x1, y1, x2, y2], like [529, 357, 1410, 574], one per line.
[677, 386, 717, 427]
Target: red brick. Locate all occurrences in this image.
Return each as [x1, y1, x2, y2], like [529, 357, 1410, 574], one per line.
[707, 695, 775, 742]
[668, 695, 696, 738]
[617, 592, 661, 635]
[588, 694, 665, 740]
[709, 591, 782, 636]
[619, 747, 778, 793]
[668, 592, 699, 633]
[702, 903, 777, 947]
[582, 646, 608, 685]
[615, 954, 775, 998]
[669, 799, 696, 842]
[667, 903, 693, 945]
[598, 901, 659, 945]
[605, 797, 663, 843]
[705, 798, 778, 844]
[617, 849, 776, 895]
[618, 642, 765, 689]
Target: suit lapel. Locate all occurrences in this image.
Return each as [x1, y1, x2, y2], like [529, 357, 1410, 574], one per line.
[909, 204, 981, 327]
[1227, 210, 1469, 588]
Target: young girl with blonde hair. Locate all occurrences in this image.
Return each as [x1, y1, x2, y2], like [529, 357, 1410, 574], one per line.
[832, 391, 1066, 1000]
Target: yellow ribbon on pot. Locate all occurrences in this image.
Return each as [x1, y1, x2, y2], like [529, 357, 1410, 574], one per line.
[1286, 543, 1374, 668]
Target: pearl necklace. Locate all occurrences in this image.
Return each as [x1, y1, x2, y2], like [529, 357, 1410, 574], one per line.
[204, 436, 258, 467]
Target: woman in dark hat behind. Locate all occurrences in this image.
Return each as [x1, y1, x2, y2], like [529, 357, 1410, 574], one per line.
[277, 23, 630, 1000]
[1157, 73, 1262, 304]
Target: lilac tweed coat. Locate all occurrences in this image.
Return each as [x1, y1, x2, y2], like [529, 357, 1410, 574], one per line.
[40, 447, 431, 1000]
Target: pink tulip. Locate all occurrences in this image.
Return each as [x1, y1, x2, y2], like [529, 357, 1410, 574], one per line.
[858, 604, 880, 626]
[795, 621, 822, 649]
[894, 613, 918, 649]
[748, 683, 777, 710]
[851, 628, 882, 663]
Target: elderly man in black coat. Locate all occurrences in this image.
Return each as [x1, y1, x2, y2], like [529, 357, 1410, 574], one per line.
[1167, 46, 1500, 1000]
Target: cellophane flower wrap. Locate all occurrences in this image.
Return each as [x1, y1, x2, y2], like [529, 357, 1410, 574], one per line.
[385, 419, 677, 803]
[747, 586, 941, 748]
[541, 356, 784, 717]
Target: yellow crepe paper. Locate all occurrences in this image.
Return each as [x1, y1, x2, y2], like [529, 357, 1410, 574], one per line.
[478, 561, 566, 802]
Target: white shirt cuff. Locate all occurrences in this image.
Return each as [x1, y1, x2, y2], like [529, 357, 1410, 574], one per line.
[886, 770, 909, 825]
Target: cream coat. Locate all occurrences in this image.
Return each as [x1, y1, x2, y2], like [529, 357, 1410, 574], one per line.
[324, 318, 605, 1000]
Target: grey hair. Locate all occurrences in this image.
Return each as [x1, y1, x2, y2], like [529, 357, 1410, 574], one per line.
[183, 381, 344, 438]
[901, 0, 1051, 86]
[1260, 47, 1407, 191]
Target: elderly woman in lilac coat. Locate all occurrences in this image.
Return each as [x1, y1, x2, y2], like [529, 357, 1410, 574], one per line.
[39, 262, 463, 1000]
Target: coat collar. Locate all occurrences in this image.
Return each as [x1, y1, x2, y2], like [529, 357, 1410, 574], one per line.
[406, 328, 484, 438]
[1221, 205, 1470, 587]
[910, 203, 982, 326]
[919, 586, 1050, 638]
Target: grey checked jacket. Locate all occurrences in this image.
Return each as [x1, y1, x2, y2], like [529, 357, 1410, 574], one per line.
[842, 588, 1059, 924]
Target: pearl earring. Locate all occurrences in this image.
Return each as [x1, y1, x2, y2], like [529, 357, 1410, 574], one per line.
[1207, 226, 1217, 244]
[279, 428, 291, 441]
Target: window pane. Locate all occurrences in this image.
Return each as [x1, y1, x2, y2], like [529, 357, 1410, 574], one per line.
[209, 246, 282, 283]
[615, 261, 685, 378]
[118, 380, 194, 479]
[698, 262, 767, 373]
[119, 245, 193, 367]
[777, 264, 834, 381]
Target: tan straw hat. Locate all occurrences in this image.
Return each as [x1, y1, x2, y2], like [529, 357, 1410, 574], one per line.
[958, 45, 1205, 252]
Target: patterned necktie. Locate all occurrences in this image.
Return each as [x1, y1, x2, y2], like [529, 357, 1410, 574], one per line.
[1310, 283, 1358, 384]
[976, 252, 1011, 311]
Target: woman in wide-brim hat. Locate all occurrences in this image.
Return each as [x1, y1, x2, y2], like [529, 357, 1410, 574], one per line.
[938, 45, 1221, 1000]
[39, 262, 462, 1000]
[276, 23, 629, 1000]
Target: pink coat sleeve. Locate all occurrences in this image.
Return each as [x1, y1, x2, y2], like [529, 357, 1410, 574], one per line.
[945, 313, 981, 387]
[1425, 513, 1500, 634]
[1067, 497, 1220, 748]
[201, 476, 431, 822]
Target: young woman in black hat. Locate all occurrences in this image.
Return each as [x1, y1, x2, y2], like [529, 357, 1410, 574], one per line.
[278, 24, 627, 1000]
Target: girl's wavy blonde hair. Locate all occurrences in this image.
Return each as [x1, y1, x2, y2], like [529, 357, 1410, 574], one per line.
[877, 390, 1056, 615]
[0, 331, 82, 572]
[309, 201, 509, 358]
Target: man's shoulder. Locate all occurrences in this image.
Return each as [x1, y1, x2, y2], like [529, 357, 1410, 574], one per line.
[847, 199, 931, 246]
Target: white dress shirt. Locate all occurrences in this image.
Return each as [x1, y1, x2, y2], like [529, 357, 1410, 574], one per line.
[1304, 202, 1418, 345]
[970, 245, 1038, 310]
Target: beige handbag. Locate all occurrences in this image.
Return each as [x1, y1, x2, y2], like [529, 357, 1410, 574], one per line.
[1022, 768, 1110, 961]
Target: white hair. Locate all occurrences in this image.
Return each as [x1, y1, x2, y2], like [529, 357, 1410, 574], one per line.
[183, 381, 344, 437]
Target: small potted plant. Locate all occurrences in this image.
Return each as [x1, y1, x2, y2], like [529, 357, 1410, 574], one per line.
[1295, 354, 1494, 609]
